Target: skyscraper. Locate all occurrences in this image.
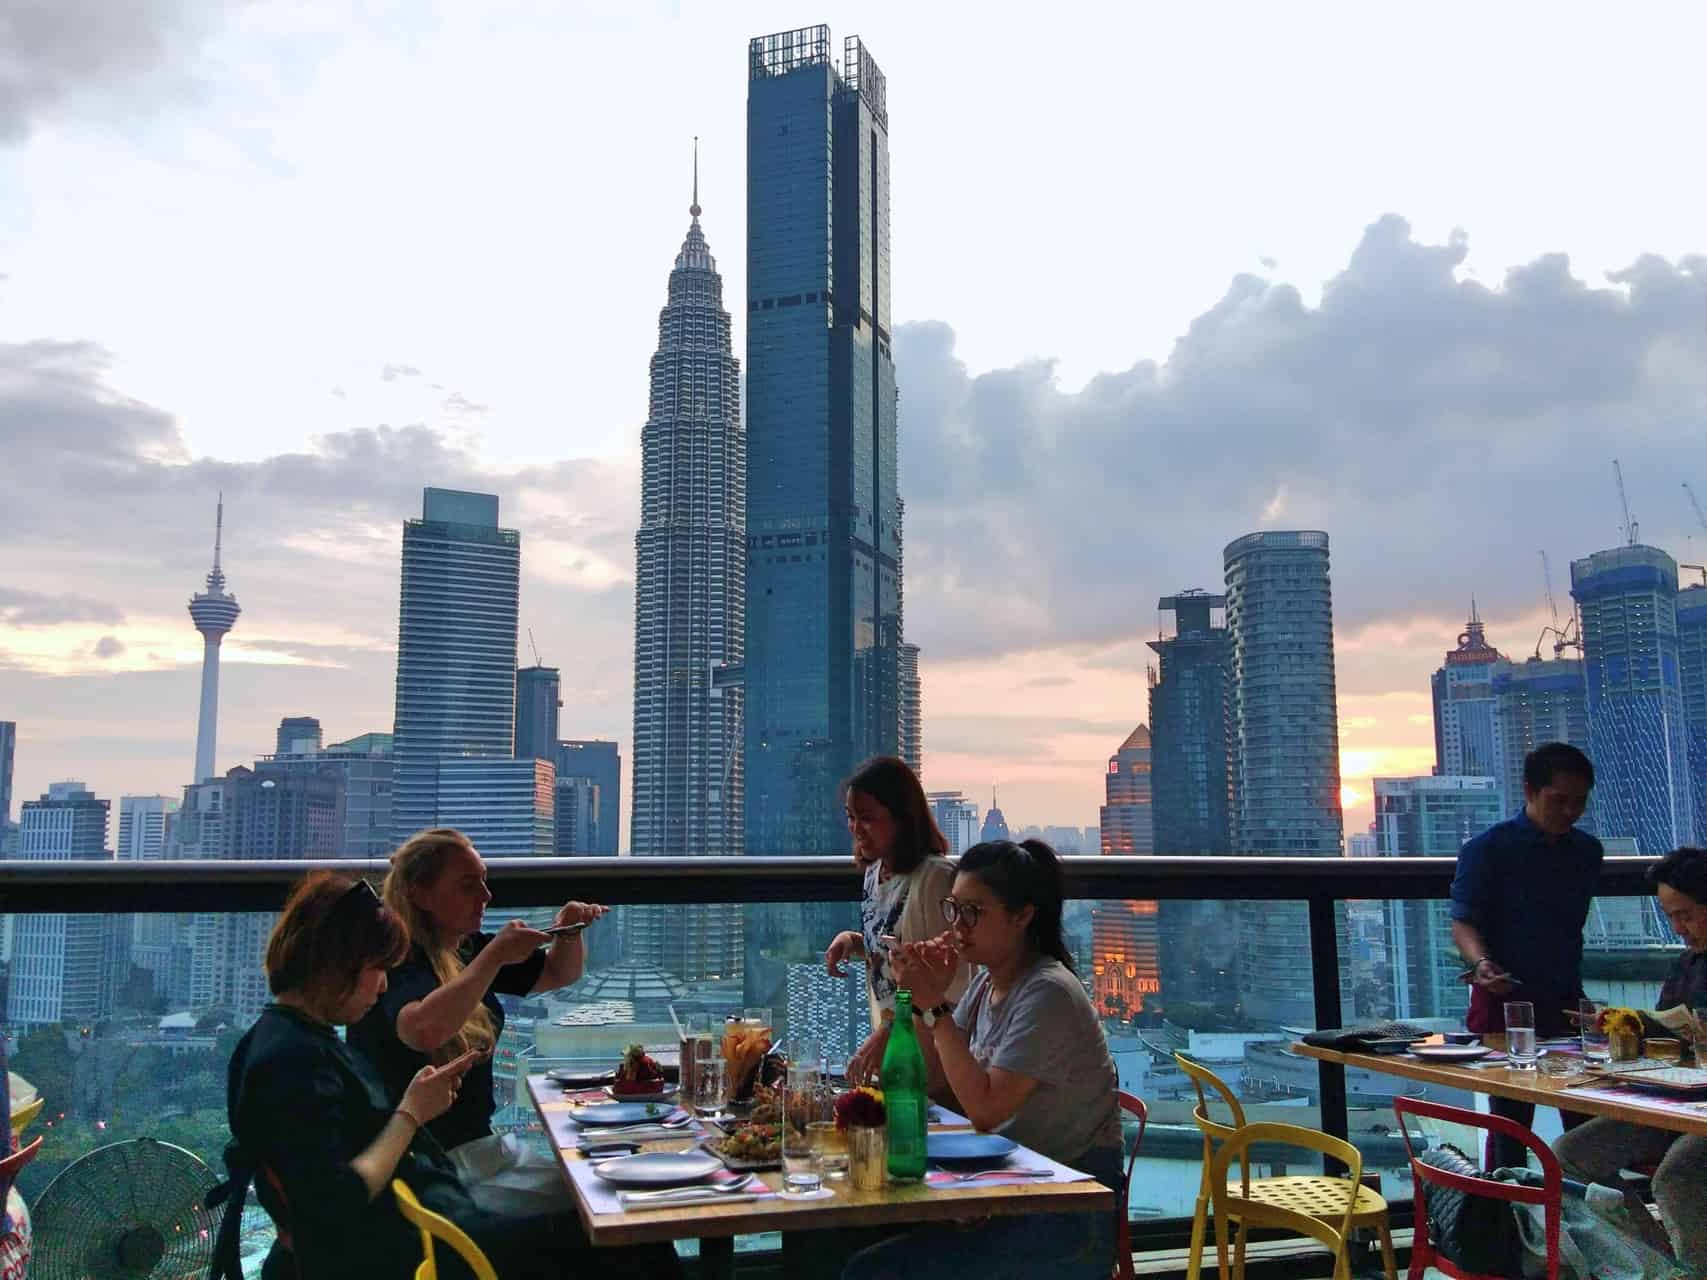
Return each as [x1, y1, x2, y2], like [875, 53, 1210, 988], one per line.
[263, 728, 395, 858]
[276, 717, 323, 756]
[118, 794, 184, 1004]
[515, 666, 561, 764]
[1374, 776, 1502, 1021]
[1145, 594, 1240, 1025]
[926, 791, 979, 857]
[1677, 582, 1707, 844]
[117, 795, 177, 861]
[744, 25, 902, 856]
[631, 154, 746, 859]
[980, 791, 1010, 844]
[0, 720, 15, 855]
[1224, 531, 1345, 1026]
[555, 740, 621, 854]
[9, 782, 128, 1025]
[1099, 726, 1155, 854]
[391, 488, 521, 842]
[1431, 607, 1504, 777]
[436, 758, 555, 858]
[897, 643, 922, 776]
[1490, 656, 1591, 819]
[1571, 545, 1694, 854]
[188, 498, 240, 783]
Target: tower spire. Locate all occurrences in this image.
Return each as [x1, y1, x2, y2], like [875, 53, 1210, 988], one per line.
[690, 136, 701, 221]
[208, 491, 227, 592]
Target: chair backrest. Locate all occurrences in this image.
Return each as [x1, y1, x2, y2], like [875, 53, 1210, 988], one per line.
[1392, 1096, 1561, 1279]
[1210, 1122, 1365, 1262]
[9, 1097, 43, 1141]
[1113, 1091, 1149, 1280]
[392, 1179, 498, 1280]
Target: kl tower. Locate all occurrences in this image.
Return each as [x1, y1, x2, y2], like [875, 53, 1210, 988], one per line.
[188, 497, 240, 782]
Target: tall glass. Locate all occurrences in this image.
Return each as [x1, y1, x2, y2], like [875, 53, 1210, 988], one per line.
[783, 1060, 822, 1178]
[691, 1058, 728, 1119]
[1579, 998, 1611, 1064]
[1505, 1001, 1538, 1069]
[680, 1013, 714, 1103]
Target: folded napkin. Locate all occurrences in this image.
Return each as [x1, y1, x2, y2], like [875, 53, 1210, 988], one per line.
[924, 1151, 1096, 1190]
[542, 1105, 698, 1149]
[617, 1189, 766, 1210]
[570, 1161, 777, 1214]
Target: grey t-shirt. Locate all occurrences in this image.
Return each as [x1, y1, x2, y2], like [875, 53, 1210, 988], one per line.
[953, 956, 1121, 1168]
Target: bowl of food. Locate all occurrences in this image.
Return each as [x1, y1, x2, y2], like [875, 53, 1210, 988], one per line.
[610, 1044, 671, 1097]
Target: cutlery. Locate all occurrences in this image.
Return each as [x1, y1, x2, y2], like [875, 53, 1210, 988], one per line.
[578, 1115, 695, 1134]
[931, 1167, 1053, 1182]
[621, 1174, 757, 1202]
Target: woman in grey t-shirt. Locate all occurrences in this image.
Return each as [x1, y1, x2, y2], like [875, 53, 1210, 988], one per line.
[842, 839, 1122, 1280]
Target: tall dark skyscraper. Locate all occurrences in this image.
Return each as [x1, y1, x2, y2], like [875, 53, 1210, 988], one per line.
[1680, 583, 1707, 843]
[0, 720, 15, 830]
[1430, 608, 1503, 777]
[515, 665, 562, 763]
[631, 154, 746, 858]
[744, 25, 901, 856]
[1147, 592, 1238, 1024]
[1224, 531, 1345, 1026]
[1490, 656, 1591, 819]
[391, 488, 521, 842]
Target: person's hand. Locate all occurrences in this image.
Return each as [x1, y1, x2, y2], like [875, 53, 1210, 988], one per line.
[1469, 957, 1516, 994]
[554, 901, 607, 930]
[487, 919, 552, 965]
[400, 1049, 482, 1124]
[892, 937, 957, 1011]
[847, 1026, 889, 1084]
[826, 930, 864, 977]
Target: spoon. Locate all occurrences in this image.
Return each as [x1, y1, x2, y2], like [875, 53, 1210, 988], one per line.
[621, 1173, 757, 1202]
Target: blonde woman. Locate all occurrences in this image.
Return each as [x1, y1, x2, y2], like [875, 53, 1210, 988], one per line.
[349, 828, 607, 1216]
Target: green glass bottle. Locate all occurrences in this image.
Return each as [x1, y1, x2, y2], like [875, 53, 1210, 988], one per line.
[881, 989, 929, 1181]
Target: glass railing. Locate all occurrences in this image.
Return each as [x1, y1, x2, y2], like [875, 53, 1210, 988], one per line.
[0, 854, 1666, 1261]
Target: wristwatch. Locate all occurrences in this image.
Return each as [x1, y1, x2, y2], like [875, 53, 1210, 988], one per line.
[914, 1002, 954, 1028]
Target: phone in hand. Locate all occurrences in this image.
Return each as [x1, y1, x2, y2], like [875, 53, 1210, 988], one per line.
[1456, 965, 1522, 985]
[542, 921, 590, 937]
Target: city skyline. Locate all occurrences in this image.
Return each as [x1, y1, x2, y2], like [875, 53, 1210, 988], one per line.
[7, 9, 1707, 835]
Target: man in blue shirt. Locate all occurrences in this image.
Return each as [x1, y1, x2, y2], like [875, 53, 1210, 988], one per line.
[1450, 741, 1602, 1168]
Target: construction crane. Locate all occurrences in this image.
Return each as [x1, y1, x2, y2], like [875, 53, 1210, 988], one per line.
[1534, 548, 1580, 660]
[528, 627, 543, 667]
[1687, 482, 1707, 534]
[1613, 459, 1640, 546]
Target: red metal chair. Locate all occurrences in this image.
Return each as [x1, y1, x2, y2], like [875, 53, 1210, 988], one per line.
[1393, 1097, 1562, 1280]
[1113, 1090, 1150, 1280]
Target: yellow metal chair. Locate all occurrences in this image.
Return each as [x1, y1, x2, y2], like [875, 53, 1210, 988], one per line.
[392, 1179, 497, 1280]
[1175, 1054, 1395, 1280]
[10, 1095, 43, 1142]
[1211, 1122, 1368, 1280]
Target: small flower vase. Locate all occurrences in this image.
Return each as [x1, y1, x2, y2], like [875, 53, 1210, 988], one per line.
[1610, 1029, 1641, 1062]
[848, 1125, 887, 1191]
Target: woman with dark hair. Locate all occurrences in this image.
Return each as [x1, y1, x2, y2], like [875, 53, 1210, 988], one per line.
[825, 756, 970, 1081]
[842, 839, 1122, 1280]
[1554, 847, 1707, 1272]
[215, 870, 676, 1280]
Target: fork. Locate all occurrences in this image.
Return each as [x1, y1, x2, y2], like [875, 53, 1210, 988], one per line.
[621, 1174, 757, 1202]
[931, 1167, 1054, 1183]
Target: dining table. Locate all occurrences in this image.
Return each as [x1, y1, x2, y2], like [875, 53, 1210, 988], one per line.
[1294, 1034, 1707, 1139]
[524, 1073, 1115, 1279]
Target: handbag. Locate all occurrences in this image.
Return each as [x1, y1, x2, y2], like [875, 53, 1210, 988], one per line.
[1415, 1144, 1526, 1276]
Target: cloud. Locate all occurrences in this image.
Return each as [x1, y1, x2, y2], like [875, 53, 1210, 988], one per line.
[0, 0, 235, 144]
[92, 635, 125, 659]
[381, 363, 422, 381]
[896, 216, 1707, 672]
[0, 586, 124, 627]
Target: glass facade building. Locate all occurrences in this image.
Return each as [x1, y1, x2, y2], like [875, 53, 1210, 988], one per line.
[390, 487, 521, 842]
[554, 740, 620, 855]
[744, 25, 902, 857]
[1489, 655, 1591, 820]
[1678, 583, 1707, 844]
[514, 665, 561, 764]
[1570, 545, 1695, 854]
[1430, 609, 1503, 778]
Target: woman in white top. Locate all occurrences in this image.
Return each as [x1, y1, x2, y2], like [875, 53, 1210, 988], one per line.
[825, 756, 971, 1082]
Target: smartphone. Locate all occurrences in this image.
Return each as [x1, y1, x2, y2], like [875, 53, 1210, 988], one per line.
[543, 921, 590, 937]
[1456, 965, 1522, 985]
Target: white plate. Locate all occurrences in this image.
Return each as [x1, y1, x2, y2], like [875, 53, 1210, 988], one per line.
[1608, 1066, 1707, 1094]
[593, 1150, 723, 1187]
[1411, 1044, 1494, 1062]
[604, 1083, 676, 1101]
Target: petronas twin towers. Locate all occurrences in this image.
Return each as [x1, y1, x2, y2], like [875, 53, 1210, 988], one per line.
[629, 158, 746, 859]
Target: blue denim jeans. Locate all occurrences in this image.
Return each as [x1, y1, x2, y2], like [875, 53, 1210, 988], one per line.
[840, 1145, 1124, 1280]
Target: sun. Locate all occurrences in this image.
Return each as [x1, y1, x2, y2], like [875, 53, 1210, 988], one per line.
[1340, 785, 1364, 810]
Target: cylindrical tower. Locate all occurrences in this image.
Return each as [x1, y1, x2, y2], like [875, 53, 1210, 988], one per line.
[187, 498, 240, 782]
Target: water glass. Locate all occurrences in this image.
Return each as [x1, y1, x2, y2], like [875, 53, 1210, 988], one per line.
[783, 1061, 822, 1177]
[1579, 998, 1611, 1063]
[1505, 1000, 1538, 1069]
[680, 1014, 715, 1102]
[807, 1119, 848, 1179]
[691, 1058, 728, 1118]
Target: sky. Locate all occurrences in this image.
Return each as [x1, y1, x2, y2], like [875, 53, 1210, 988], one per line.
[3, 0, 1706, 841]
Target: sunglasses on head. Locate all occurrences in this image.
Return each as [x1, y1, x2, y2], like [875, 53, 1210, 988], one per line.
[331, 878, 382, 918]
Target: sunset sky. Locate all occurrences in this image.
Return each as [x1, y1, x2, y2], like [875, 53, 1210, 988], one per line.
[4, 1, 1706, 842]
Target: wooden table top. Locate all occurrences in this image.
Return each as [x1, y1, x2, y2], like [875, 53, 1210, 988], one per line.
[526, 1075, 1114, 1246]
[1294, 1036, 1707, 1138]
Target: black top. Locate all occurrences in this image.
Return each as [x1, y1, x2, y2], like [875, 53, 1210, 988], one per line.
[1449, 812, 1603, 1022]
[1659, 948, 1707, 1013]
[348, 933, 546, 1150]
[224, 1004, 472, 1280]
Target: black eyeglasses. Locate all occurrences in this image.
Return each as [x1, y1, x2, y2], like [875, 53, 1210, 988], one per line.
[941, 897, 984, 930]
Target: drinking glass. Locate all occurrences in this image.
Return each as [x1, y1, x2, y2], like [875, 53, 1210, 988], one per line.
[1505, 1001, 1538, 1069]
[808, 1119, 848, 1179]
[680, 1013, 714, 1102]
[1579, 998, 1611, 1064]
[783, 1060, 822, 1178]
[691, 1058, 728, 1119]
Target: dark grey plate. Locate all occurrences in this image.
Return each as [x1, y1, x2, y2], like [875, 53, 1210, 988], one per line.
[592, 1150, 723, 1187]
[926, 1133, 1018, 1167]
